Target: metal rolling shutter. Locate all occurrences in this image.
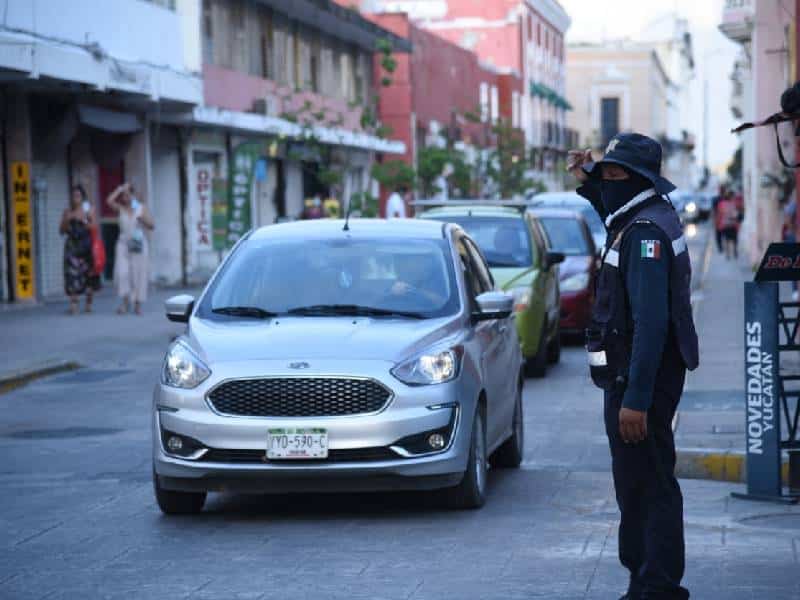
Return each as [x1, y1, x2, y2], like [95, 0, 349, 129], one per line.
[33, 158, 70, 299]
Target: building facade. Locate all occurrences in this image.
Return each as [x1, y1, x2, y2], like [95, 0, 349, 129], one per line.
[720, 0, 796, 265]
[0, 0, 409, 301]
[566, 39, 696, 191]
[0, 0, 203, 302]
[368, 12, 523, 204]
[358, 0, 573, 191]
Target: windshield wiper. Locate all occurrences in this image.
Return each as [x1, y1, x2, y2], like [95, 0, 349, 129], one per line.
[212, 306, 278, 319]
[287, 304, 425, 319]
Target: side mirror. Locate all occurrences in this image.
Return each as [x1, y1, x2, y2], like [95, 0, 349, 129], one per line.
[546, 251, 566, 269]
[165, 294, 195, 323]
[473, 291, 513, 321]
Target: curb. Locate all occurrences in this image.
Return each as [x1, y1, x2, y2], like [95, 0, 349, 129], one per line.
[0, 360, 82, 395]
[675, 447, 790, 484]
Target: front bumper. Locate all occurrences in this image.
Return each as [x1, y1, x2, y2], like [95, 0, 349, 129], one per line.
[152, 359, 475, 494]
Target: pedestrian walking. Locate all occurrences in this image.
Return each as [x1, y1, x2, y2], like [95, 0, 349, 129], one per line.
[712, 186, 724, 253]
[106, 182, 154, 315]
[59, 184, 100, 314]
[717, 190, 740, 260]
[568, 133, 699, 600]
[385, 186, 407, 219]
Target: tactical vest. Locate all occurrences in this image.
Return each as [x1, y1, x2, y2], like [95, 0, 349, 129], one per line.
[587, 198, 699, 391]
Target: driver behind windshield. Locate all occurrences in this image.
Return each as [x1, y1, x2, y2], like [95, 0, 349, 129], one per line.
[389, 252, 446, 308]
[493, 226, 528, 265]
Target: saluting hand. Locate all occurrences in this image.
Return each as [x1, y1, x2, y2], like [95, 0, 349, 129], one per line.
[566, 149, 593, 183]
[619, 407, 647, 444]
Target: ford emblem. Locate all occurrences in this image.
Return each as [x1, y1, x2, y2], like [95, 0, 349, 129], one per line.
[289, 361, 310, 370]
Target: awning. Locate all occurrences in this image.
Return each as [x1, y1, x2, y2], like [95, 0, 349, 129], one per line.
[77, 105, 142, 134]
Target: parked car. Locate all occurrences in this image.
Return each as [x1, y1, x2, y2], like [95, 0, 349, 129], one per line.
[527, 191, 606, 252]
[153, 219, 524, 514]
[530, 208, 598, 335]
[417, 202, 563, 377]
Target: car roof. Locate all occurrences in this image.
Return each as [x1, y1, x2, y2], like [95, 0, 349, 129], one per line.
[418, 205, 524, 219]
[529, 207, 585, 220]
[248, 218, 447, 241]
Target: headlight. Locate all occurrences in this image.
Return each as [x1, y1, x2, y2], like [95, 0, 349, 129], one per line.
[510, 286, 531, 313]
[685, 201, 697, 214]
[162, 340, 211, 389]
[392, 347, 462, 385]
[561, 272, 590, 292]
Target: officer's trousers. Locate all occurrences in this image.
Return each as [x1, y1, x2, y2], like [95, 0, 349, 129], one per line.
[604, 350, 689, 600]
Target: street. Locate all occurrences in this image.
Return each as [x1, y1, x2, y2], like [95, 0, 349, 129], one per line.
[1, 280, 799, 599]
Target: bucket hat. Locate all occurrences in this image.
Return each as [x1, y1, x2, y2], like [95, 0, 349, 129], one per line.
[584, 133, 676, 195]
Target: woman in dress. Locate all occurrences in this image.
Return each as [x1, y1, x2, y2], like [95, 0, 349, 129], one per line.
[106, 182, 155, 315]
[59, 184, 100, 314]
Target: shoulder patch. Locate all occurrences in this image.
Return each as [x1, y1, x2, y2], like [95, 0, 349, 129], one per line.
[640, 239, 661, 259]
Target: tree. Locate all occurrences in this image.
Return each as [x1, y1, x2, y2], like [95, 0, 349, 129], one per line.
[371, 160, 415, 192]
[487, 119, 535, 198]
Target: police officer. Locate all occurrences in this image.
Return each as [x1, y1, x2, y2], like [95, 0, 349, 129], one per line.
[568, 134, 699, 600]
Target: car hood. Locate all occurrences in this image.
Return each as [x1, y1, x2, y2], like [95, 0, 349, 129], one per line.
[187, 315, 463, 364]
[490, 266, 538, 290]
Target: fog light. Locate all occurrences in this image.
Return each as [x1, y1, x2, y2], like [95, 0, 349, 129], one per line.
[167, 435, 183, 452]
[427, 433, 446, 450]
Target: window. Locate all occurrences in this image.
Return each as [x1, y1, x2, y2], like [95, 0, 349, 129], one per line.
[431, 216, 533, 269]
[538, 217, 592, 256]
[480, 82, 489, 123]
[528, 15, 533, 40]
[600, 97, 620, 147]
[202, 3, 213, 65]
[512, 91, 519, 128]
[537, 22, 541, 46]
[490, 86, 499, 124]
[455, 238, 483, 303]
[464, 239, 494, 293]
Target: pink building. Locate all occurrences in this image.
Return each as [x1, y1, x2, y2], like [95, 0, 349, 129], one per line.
[363, 0, 572, 190]
[368, 12, 523, 207]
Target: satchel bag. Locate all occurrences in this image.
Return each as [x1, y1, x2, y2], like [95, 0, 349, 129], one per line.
[90, 225, 106, 275]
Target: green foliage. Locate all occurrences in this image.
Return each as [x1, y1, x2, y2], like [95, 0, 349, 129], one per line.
[349, 191, 379, 218]
[417, 146, 471, 198]
[463, 106, 482, 124]
[317, 168, 343, 188]
[374, 123, 394, 139]
[279, 111, 298, 124]
[371, 160, 415, 191]
[381, 76, 393, 87]
[487, 119, 534, 198]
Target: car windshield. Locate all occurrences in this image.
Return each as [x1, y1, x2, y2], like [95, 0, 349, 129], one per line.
[198, 237, 460, 320]
[578, 207, 605, 238]
[538, 217, 591, 256]
[425, 216, 532, 268]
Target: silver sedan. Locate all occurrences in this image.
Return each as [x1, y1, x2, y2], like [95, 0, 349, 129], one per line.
[153, 218, 524, 514]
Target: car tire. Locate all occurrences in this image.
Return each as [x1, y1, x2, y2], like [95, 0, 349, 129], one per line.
[490, 382, 523, 469]
[444, 408, 487, 510]
[547, 327, 561, 364]
[524, 320, 548, 378]
[153, 470, 206, 515]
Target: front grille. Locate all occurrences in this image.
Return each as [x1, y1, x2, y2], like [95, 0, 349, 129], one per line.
[207, 377, 392, 417]
[202, 447, 398, 463]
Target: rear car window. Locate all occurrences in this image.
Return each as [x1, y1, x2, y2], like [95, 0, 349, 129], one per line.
[426, 215, 533, 268]
[538, 217, 592, 256]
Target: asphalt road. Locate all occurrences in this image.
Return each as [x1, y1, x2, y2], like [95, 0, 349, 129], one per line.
[2, 332, 799, 599]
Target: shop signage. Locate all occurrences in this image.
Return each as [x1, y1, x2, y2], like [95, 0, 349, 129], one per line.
[193, 165, 212, 249]
[754, 243, 800, 281]
[212, 178, 227, 251]
[743, 282, 782, 497]
[226, 141, 262, 248]
[11, 162, 35, 300]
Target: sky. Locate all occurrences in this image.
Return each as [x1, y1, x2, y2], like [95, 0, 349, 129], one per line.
[559, 0, 741, 172]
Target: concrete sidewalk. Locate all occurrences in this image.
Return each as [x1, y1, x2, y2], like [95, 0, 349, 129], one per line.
[1, 286, 195, 386]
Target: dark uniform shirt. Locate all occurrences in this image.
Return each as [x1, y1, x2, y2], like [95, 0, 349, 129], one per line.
[579, 179, 673, 411]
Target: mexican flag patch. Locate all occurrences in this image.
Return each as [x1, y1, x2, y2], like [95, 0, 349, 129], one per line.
[640, 240, 661, 259]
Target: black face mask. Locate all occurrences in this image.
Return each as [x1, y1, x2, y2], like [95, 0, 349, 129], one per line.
[600, 171, 653, 215]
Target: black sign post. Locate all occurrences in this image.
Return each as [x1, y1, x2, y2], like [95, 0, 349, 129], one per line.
[736, 282, 782, 499]
[733, 243, 800, 503]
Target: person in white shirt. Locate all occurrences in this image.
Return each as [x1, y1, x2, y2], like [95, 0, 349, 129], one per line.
[385, 187, 407, 219]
